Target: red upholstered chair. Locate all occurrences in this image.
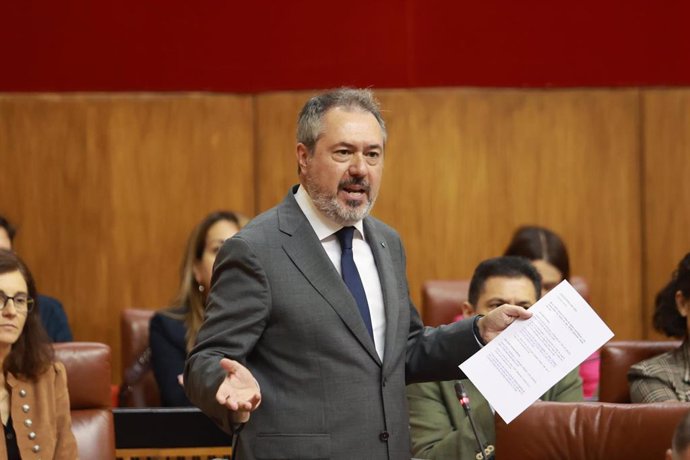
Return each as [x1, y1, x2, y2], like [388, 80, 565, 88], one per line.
[54, 342, 115, 460]
[495, 401, 690, 460]
[421, 276, 589, 326]
[119, 308, 160, 407]
[598, 340, 681, 403]
[421, 279, 470, 327]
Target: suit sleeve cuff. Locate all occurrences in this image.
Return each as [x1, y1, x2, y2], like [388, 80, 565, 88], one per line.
[472, 314, 487, 347]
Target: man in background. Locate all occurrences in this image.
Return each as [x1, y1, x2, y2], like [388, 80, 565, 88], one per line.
[0, 214, 73, 342]
[407, 256, 583, 459]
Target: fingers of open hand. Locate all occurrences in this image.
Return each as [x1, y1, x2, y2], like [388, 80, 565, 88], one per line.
[215, 364, 261, 412]
[217, 388, 261, 411]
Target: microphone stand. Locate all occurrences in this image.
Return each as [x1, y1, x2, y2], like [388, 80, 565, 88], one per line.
[454, 381, 495, 460]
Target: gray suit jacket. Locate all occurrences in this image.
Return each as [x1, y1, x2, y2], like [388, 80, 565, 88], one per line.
[184, 187, 481, 460]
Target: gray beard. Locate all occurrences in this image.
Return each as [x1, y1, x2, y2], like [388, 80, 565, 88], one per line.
[304, 176, 374, 226]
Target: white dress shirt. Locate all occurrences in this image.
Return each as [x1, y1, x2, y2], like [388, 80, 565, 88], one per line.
[294, 185, 386, 360]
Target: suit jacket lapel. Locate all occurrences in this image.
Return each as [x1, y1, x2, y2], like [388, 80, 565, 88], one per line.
[364, 218, 401, 374]
[278, 190, 381, 365]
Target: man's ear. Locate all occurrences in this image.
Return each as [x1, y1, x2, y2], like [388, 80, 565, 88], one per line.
[296, 143, 310, 175]
[461, 301, 476, 318]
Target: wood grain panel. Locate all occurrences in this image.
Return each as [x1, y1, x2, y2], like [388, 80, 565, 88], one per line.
[255, 89, 643, 339]
[0, 93, 255, 383]
[642, 89, 690, 339]
[374, 89, 642, 340]
[254, 91, 316, 211]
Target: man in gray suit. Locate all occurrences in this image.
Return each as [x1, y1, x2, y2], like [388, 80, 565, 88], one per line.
[184, 88, 531, 460]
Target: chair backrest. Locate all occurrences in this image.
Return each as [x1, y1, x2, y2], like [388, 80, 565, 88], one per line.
[54, 342, 115, 460]
[119, 308, 160, 407]
[495, 401, 690, 460]
[599, 339, 681, 403]
[421, 275, 589, 326]
[421, 279, 470, 326]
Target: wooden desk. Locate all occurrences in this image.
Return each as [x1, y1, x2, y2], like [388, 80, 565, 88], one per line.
[114, 407, 232, 460]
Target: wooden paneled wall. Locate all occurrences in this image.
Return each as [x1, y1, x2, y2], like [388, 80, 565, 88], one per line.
[642, 90, 690, 339]
[0, 94, 255, 382]
[0, 89, 686, 385]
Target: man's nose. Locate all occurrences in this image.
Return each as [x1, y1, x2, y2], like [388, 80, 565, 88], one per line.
[348, 153, 367, 176]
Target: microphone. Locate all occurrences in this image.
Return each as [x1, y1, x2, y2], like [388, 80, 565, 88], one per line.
[454, 380, 495, 460]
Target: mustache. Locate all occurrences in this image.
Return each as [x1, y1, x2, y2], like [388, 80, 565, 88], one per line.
[338, 177, 370, 193]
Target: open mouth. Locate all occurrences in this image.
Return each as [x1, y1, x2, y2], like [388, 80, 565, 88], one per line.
[340, 182, 369, 201]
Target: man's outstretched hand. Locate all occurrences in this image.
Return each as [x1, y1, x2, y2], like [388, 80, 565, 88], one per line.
[215, 358, 261, 423]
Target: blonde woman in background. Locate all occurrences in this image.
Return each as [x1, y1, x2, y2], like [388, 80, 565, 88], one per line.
[150, 211, 248, 406]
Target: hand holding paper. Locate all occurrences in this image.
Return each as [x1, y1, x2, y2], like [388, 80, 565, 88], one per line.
[478, 304, 533, 342]
[460, 280, 614, 424]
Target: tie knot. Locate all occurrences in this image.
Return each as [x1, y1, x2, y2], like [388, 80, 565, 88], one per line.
[336, 226, 356, 250]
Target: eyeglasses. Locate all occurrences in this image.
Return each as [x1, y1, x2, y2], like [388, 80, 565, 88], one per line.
[0, 292, 34, 314]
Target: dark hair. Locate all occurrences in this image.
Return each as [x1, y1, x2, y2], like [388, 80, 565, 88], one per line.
[0, 249, 53, 380]
[170, 210, 248, 351]
[0, 215, 16, 244]
[653, 252, 690, 338]
[672, 410, 690, 455]
[467, 256, 542, 306]
[503, 226, 570, 280]
[296, 88, 387, 154]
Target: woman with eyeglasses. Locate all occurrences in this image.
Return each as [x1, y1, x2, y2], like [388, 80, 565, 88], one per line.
[0, 249, 77, 458]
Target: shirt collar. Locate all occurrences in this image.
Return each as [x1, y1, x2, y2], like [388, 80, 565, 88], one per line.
[294, 185, 366, 241]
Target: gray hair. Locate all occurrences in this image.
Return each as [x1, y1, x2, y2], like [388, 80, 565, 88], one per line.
[296, 88, 387, 153]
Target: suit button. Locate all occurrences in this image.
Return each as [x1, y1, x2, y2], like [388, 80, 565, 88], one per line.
[379, 431, 389, 442]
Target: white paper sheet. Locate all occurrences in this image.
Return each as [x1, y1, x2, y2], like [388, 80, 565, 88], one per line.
[459, 279, 614, 424]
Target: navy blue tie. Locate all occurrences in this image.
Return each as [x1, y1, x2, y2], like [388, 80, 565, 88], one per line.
[336, 226, 374, 340]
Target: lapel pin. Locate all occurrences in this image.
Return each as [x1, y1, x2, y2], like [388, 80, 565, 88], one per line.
[381, 242, 386, 248]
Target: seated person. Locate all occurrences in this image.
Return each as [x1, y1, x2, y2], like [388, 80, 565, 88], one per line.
[0, 249, 77, 457]
[0, 214, 72, 342]
[629, 252, 690, 402]
[407, 256, 583, 459]
[668, 409, 690, 460]
[149, 211, 247, 406]
[504, 225, 599, 400]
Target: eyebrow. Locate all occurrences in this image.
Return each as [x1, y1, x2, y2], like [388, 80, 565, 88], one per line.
[0, 289, 28, 296]
[333, 141, 383, 151]
[487, 297, 510, 305]
[487, 297, 532, 306]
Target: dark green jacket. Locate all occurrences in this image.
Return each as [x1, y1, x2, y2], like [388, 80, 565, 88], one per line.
[407, 368, 583, 459]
